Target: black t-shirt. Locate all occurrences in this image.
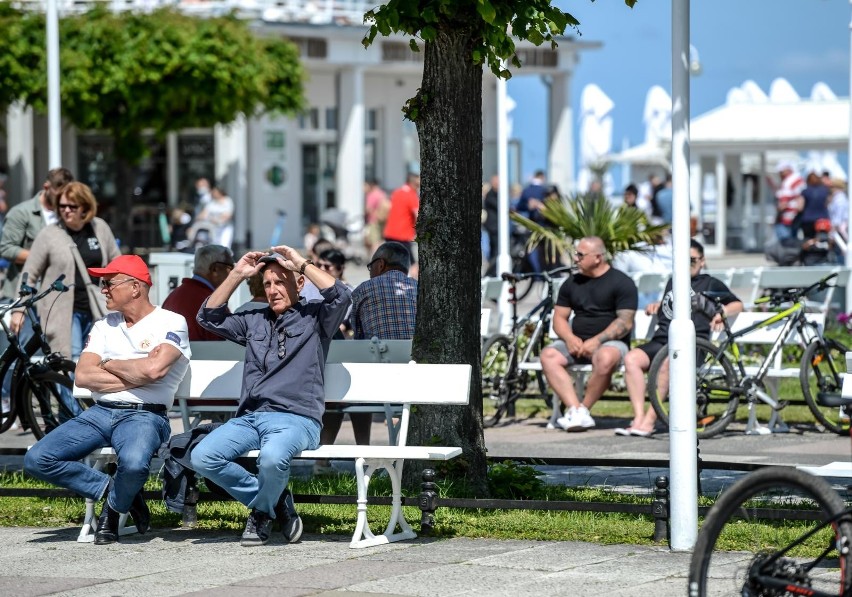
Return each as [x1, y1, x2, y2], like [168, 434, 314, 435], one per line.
[652, 273, 739, 342]
[556, 267, 638, 343]
[68, 223, 103, 313]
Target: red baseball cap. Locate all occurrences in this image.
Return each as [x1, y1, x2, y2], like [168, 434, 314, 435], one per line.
[88, 255, 153, 286]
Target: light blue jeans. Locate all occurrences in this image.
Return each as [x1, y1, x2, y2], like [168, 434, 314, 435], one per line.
[57, 311, 93, 421]
[23, 404, 170, 513]
[190, 411, 321, 517]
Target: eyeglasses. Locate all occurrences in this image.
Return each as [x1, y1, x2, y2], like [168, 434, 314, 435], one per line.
[101, 278, 135, 290]
[574, 251, 600, 260]
[690, 256, 702, 265]
[277, 330, 287, 359]
[57, 203, 81, 211]
[366, 258, 382, 272]
[213, 261, 234, 272]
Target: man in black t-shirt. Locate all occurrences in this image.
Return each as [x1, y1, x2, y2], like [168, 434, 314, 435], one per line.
[617, 239, 743, 437]
[541, 236, 638, 431]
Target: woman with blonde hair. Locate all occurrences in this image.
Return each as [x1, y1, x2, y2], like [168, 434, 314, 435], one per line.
[13, 182, 120, 418]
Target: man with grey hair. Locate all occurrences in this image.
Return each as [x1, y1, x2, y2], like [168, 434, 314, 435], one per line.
[163, 244, 235, 341]
[0, 167, 73, 300]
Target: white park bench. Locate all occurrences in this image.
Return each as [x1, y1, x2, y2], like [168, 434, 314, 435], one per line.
[74, 359, 470, 549]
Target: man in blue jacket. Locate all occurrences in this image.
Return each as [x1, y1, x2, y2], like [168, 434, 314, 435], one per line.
[192, 245, 351, 546]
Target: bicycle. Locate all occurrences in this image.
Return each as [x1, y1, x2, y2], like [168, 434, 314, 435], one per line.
[0, 274, 80, 439]
[646, 273, 848, 438]
[688, 404, 852, 594]
[480, 266, 571, 427]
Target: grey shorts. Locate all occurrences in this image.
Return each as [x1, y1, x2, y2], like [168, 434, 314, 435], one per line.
[547, 339, 630, 366]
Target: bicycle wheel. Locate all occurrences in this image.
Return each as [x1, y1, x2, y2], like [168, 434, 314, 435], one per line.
[647, 337, 739, 439]
[481, 334, 519, 427]
[22, 358, 78, 439]
[0, 355, 18, 433]
[800, 338, 850, 435]
[689, 467, 852, 596]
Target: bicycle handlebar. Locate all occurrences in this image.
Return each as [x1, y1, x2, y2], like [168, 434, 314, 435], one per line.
[0, 275, 70, 317]
[758, 272, 839, 307]
[500, 266, 572, 283]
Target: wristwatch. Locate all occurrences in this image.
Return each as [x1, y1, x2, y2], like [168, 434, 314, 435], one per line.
[98, 357, 112, 369]
[299, 259, 314, 275]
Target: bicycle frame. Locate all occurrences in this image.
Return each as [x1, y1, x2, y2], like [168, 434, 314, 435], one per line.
[710, 288, 825, 409]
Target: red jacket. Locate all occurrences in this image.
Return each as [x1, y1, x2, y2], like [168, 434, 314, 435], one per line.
[162, 277, 222, 341]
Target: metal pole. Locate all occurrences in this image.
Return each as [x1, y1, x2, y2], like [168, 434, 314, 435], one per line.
[846, 0, 852, 304]
[496, 73, 513, 332]
[668, 0, 698, 551]
[46, 0, 61, 168]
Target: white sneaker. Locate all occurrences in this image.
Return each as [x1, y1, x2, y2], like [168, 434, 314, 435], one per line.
[558, 406, 595, 432]
[554, 408, 577, 431]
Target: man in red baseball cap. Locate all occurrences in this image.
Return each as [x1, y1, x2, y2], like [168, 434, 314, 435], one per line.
[24, 253, 191, 545]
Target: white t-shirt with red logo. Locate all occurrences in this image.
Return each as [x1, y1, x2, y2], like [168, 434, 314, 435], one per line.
[82, 306, 191, 407]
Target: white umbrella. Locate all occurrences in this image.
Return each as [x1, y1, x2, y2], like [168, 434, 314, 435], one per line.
[577, 84, 615, 194]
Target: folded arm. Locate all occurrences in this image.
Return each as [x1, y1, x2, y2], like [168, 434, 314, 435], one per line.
[75, 344, 184, 394]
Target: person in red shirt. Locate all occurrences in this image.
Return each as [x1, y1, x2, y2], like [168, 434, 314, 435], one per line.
[162, 244, 235, 341]
[383, 173, 420, 278]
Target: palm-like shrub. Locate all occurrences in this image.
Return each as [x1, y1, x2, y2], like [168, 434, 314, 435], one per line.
[511, 194, 670, 262]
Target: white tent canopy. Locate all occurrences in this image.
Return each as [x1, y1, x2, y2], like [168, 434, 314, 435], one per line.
[690, 98, 850, 153]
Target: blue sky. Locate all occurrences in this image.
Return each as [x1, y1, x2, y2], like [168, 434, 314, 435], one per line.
[507, 0, 851, 184]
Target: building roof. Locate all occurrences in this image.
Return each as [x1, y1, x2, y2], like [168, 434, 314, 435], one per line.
[690, 99, 850, 153]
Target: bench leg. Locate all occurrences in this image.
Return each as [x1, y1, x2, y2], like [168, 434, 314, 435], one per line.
[349, 457, 417, 549]
[77, 452, 138, 543]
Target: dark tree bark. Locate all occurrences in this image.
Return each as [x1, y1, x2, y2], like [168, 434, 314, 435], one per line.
[406, 22, 487, 494]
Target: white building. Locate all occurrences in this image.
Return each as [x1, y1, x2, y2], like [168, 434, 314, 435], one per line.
[3, 0, 596, 252]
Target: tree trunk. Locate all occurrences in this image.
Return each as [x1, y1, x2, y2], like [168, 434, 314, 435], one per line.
[406, 24, 487, 494]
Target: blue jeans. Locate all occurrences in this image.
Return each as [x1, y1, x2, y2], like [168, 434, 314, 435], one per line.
[23, 404, 170, 513]
[57, 311, 93, 420]
[190, 411, 321, 517]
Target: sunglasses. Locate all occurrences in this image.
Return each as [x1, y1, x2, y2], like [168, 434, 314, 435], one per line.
[317, 262, 336, 271]
[574, 251, 599, 259]
[213, 261, 234, 271]
[690, 257, 702, 265]
[57, 203, 81, 211]
[277, 330, 287, 359]
[366, 258, 382, 272]
[101, 278, 135, 290]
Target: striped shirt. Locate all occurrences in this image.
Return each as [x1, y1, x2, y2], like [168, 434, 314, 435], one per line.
[350, 270, 417, 340]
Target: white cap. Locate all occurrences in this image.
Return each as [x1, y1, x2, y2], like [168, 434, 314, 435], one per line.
[777, 160, 795, 173]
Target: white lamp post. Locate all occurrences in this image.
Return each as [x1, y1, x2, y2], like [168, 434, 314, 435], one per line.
[46, 0, 61, 168]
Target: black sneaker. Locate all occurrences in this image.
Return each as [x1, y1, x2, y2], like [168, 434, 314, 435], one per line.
[240, 509, 272, 547]
[274, 489, 303, 544]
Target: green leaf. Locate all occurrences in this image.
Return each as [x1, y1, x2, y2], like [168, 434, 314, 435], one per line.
[476, 0, 496, 23]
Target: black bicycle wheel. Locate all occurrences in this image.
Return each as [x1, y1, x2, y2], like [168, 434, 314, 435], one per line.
[0, 355, 18, 434]
[800, 338, 850, 435]
[689, 467, 852, 596]
[647, 337, 739, 439]
[22, 358, 78, 439]
[481, 334, 519, 427]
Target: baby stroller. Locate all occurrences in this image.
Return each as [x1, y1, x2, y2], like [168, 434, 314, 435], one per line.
[320, 209, 363, 264]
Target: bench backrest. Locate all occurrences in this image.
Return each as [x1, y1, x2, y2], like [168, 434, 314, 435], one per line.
[326, 338, 412, 364]
[189, 339, 412, 364]
[174, 360, 471, 446]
